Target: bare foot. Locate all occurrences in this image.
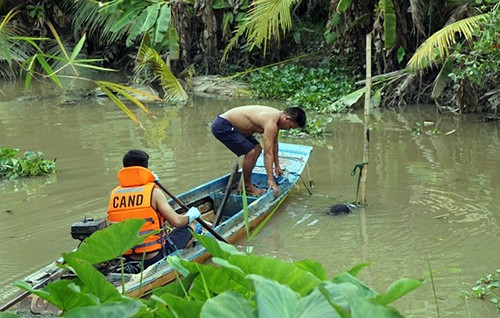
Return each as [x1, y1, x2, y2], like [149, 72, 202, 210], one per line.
[245, 185, 266, 197]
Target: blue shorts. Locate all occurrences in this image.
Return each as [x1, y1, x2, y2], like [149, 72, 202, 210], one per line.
[211, 115, 259, 156]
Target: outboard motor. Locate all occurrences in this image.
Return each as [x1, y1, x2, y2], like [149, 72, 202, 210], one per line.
[71, 217, 107, 241]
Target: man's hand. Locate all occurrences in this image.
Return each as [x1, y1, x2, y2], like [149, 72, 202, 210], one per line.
[186, 207, 201, 223]
[274, 166, 284, 176]
[268, 180, 279, 197]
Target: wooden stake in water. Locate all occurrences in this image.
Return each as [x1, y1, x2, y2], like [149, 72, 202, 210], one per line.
[358, 34, 371, 205]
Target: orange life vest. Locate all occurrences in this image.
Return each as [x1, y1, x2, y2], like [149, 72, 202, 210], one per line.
[108, 166, 166, 255]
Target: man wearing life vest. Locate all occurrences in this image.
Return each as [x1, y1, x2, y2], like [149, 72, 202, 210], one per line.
[108, 149, 201, 273]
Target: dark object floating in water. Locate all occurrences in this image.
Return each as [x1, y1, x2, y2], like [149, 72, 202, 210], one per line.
[327, 203, 354, 216]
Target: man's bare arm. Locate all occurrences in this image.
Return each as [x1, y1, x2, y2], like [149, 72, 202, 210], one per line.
[153, 188, 189, 227]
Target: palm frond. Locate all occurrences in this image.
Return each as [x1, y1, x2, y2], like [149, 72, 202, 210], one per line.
[407, 13, 487, 70]
[226, 0, 296, 55]
[0, 9, 32, 79]
[136, 45, 187, 103]
[409, 0, 426, 37]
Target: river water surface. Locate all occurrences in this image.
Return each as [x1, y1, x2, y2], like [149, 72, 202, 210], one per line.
[1, 80, 499, 317]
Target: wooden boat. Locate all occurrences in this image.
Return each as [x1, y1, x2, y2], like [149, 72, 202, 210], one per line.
[1, 142, 313, 315]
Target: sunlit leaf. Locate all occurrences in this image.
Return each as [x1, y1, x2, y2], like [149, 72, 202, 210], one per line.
[336, 0, 353, 13]
[138, 2, 160, 33]
[70, 34, 86, 62]
[67, 218, 147, 264]
[36, 55, 63, 88]
[95, 83, 140, 123]
[13, 279, 97, 311]
[375, 278, 424, 305]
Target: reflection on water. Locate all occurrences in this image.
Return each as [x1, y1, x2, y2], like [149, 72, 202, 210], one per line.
[1, 83, 499, 316]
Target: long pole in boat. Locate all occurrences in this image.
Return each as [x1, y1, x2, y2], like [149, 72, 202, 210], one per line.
[358, 33, 371, 205]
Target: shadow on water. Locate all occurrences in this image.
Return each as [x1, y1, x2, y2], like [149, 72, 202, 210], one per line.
[1, 82, 499, 316]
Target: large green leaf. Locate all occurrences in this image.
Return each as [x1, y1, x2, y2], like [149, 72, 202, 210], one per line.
[250, 275, 301, 317]
[62, 253, 123, 304]
[227, 254, 322, 295]
[138, 2, 160, 33]
[375, 278, 424, 306]
[202, 291, 255, 318]
[67, 218, 147, 264]
[336, 0, 353, 13]
[64, 299, 143, 318]
[111, 8, 140, 32]
[154, 4, 171, 44]
[380, 0, 396, 48]
[13, 279, 97, 311]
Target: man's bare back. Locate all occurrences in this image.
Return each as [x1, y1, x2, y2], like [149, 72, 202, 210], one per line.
[220, 105, 281, 137]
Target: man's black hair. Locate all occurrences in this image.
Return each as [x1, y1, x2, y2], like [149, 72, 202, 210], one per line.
[123, 149, 149, 168]
[284, 107, 306, 128]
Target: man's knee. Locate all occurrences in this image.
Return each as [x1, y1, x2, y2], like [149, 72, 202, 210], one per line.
[246, 145, 261, 159]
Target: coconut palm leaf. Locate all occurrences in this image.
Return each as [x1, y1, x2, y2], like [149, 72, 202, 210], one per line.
[407, 13, 488, 70]
[0, 9, 32, 79]
[95, 82, 141, 124]
[135, 45, 188, 103]
[224, 0, 296, 56]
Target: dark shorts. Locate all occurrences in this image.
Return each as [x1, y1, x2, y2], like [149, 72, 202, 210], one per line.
[211, 115, 259, 156]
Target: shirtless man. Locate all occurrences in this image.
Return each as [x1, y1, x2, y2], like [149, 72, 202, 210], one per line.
[211, 105, 306, 197]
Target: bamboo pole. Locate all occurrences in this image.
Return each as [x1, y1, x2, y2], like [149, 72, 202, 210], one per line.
[358, 34, 371, 205]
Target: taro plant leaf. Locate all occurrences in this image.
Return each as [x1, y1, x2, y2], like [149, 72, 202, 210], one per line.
[13, 279, 97, 311]
[347, 262, 371, 277]
[62, 253, 124, 303]
[202, 291, 255, 318]
[332, 272, 377, 299]
[192, 232, 244, 260]
[344, 287, 404, 318]
[64, 299, 144, 318]
[152, 272, 199, 299]
[226, 254, 322, 295]
[189, 261, 248, 299]
[380, 0, 396, 48]
[375, 278, 424, 306]
[249, 275, 301, 317]
[154, 293, 203, 317]
[67, 219, 147, 264]
[293, 259, 328, 280]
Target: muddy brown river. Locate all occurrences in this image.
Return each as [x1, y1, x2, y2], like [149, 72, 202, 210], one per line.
[1, 80, 499, 317]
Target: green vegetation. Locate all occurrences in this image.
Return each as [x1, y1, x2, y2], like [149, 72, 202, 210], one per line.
[245, 64, 357, 113]
[464, 269, 500, 311]
[13, 219, 423, 317]
[0, 147, 56, 180]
